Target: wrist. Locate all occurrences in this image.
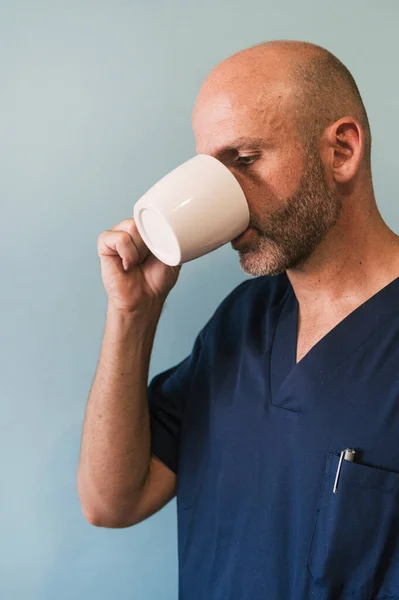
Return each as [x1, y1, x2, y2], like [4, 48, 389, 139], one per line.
[106, 302, 163, 331]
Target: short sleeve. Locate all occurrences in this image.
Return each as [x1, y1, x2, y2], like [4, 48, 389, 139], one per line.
[147, 327, 207, 474]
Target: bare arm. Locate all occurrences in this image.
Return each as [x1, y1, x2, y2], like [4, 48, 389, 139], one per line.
[77, 305, 176, 527]
[78, 217, 181, 527]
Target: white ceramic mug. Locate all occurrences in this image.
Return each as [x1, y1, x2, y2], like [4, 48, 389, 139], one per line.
[133, 154, 249, 266]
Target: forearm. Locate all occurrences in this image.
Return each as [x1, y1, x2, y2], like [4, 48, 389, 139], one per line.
[77, 304, 162, 524]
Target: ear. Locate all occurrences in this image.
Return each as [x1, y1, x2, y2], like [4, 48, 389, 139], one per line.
[326, 118, 364, 184]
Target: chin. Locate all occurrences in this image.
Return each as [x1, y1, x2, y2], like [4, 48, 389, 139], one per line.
[237, 240, 289, 277]
[238, 254, 278, 277]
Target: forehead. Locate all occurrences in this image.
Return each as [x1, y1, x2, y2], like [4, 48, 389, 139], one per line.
[192, 87, 293, 155]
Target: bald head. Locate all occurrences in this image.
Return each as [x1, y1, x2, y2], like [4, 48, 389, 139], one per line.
[194, 40, 371, 166]
[192, 41, 373, 277]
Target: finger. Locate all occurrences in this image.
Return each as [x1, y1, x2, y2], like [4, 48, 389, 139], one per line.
[97, 230, 139, 271]
[111, 218, 149, 264]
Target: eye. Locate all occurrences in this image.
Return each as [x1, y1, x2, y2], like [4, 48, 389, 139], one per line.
[235, 155, 258, 166]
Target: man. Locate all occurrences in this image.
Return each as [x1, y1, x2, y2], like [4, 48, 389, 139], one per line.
[78, 40, 399, 599]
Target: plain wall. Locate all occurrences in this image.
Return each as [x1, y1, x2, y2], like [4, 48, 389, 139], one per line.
[1, 1, 398, 598]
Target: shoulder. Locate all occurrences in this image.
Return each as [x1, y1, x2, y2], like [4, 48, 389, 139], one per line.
[201, 273, 291, 343]
[219, 272, 290, 314]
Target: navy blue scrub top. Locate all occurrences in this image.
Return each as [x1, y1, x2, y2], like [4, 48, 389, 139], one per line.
[147, 273, 399, 600]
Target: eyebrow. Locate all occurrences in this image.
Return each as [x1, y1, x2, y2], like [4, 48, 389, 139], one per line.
[212, 137, 267, 159]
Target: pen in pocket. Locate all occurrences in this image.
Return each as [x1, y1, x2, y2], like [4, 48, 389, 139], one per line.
[333, 448, 356, 494]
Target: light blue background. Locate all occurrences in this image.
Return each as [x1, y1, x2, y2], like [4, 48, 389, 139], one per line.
[1, 1, 398, 598]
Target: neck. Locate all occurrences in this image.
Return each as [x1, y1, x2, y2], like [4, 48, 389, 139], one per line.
[286, 197, 399, 312]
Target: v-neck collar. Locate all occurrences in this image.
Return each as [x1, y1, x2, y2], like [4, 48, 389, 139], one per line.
[269, 275, 399, 411]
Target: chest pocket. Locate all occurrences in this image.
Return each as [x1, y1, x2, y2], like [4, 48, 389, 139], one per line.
[307, 451, 399, 599]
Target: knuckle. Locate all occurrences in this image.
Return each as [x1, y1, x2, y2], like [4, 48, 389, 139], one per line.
[119, 230, 132, 245]
[97, 230, 108, 250]
[125, 221, 138, 238]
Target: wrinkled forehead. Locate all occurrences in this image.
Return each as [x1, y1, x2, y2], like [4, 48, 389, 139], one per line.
[192, 81, 296, 156]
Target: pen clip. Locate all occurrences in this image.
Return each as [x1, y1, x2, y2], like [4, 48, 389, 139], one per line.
[333, 448, 355, 494]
